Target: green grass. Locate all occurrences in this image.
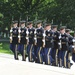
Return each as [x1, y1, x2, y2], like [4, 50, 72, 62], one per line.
[0, 42, 12, 54]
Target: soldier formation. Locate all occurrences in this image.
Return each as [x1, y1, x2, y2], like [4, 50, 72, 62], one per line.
[10, 20, 75, 69]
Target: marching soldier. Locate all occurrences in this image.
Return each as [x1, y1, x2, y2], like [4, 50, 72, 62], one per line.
[51, 25, 60, 66]
[10, 21, 18, 60]
[65, 29, 73, 68]
[18, 21, 27, 61]
[43, 24, 54, 65]
[59, 26, 69, 68]
[35, 20, 44, 64]
[72, 32, 75, 62]
[27, 21, 35, 62]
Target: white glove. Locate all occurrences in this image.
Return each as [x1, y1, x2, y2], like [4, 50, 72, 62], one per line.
[18, 29, 21, 33]
[26, 37, 28, 39]
[34, 37, 37, 40]
[10, 29, 12, 33]
[72, 39, 75, 42]
[10, 36, 12, 40]
[18, 35, 20, 38]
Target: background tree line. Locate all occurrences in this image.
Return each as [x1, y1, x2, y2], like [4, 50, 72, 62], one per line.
[0, 0, 75, 31]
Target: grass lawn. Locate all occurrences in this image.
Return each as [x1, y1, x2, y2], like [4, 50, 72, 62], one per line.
[0, 42, 28, 56]
[0, 42, 12, 54]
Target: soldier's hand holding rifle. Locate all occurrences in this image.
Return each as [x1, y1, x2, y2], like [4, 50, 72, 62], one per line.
[42, 30, 46, 47]
[26, 28, 29, 45]
[10, 27, 13, 43]
[18, 27, 21, 43]
[34, 29, 37, 45]
[58, 34, 62, 49]
[72, 38, 75, 53]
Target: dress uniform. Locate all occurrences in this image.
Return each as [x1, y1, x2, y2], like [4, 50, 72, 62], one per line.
[18, 21, 27, 61]
[27, 21, 35, 62]
[43, 24, 54, 65]
[35, 21, 44, 64]
[10, 21, 18, 60]
[59, 27, 69, 68]
[65, 29, 73, 68]
[72, 33, 75, 62]
[51, 25, 60, 66]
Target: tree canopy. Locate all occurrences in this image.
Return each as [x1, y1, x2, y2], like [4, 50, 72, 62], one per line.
[0, 0, 75, 30]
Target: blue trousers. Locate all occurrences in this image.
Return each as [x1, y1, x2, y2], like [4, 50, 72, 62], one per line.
[27, 44, 35, 62]
[72, 53, 75, 62]
[36, 46, 43, 63]
[10, 43, 18, 59]
[18, 44, 25, 56]
[51, 48, 56, 60]
[44, 48, 54, 65]
[58, 50, 68, 67]
[10, 44, 16, 53]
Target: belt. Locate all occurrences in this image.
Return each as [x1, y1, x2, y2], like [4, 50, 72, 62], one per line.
[13, 35, 17, 37]
[37, 37, 42, 38]
[62, 42, 66, 44]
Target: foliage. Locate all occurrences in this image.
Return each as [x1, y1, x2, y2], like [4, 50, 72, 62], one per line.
[0, 42, 12, 54]
[0, 0, 75, 30]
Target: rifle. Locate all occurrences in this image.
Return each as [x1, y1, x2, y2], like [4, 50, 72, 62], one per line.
[58, 33, 62, 67]
[10, 26, 13, 43]
[58, 33, 62, 49]
[26, 28, 29, 45]
[10, 17, 13, 43]
[18, 17, 21, 43]
[42, 30, 46, 47]
[34, 28, 37, 45]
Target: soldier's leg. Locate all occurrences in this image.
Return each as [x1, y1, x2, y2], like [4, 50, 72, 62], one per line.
[72, 53, 75, 62]
[66, 51, 71, 68]
[59, 50, 63, 67]
[18, 44, 26, 61]
[27, 44, 31, 62]
[34, 45, 38, 63]
[14, 44, 18, 60]
[50, 48, 55, 66]
[36, 46, 43, 64]
[42, 47, 45, 63]
[51, 48, 55, 60]
[44, 48, 48, 65]
[22, 44, 26, 61]
[10, 44, 18, 59]
[10, 44, 15, 53]
[18, 44, 22, 55]
[62, 50, 67, 68]
[27, 44, 34, 62]
[55, 49, 58, 66]
[38, 47, 43, 64]
[47, 48, 51, 65]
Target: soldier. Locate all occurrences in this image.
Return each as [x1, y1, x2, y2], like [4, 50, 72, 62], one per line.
[10, 21, 18, 60]
[35, 20, 44, 64]
[72, 32, 75, 62]
[59, 26, 69, 68]
[18, 21, 27, 61]
[51, 25, 60, 66]
[43, 24, 54, 65]
[66, 29, 73, 68]
[27, 21, 35, 62]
